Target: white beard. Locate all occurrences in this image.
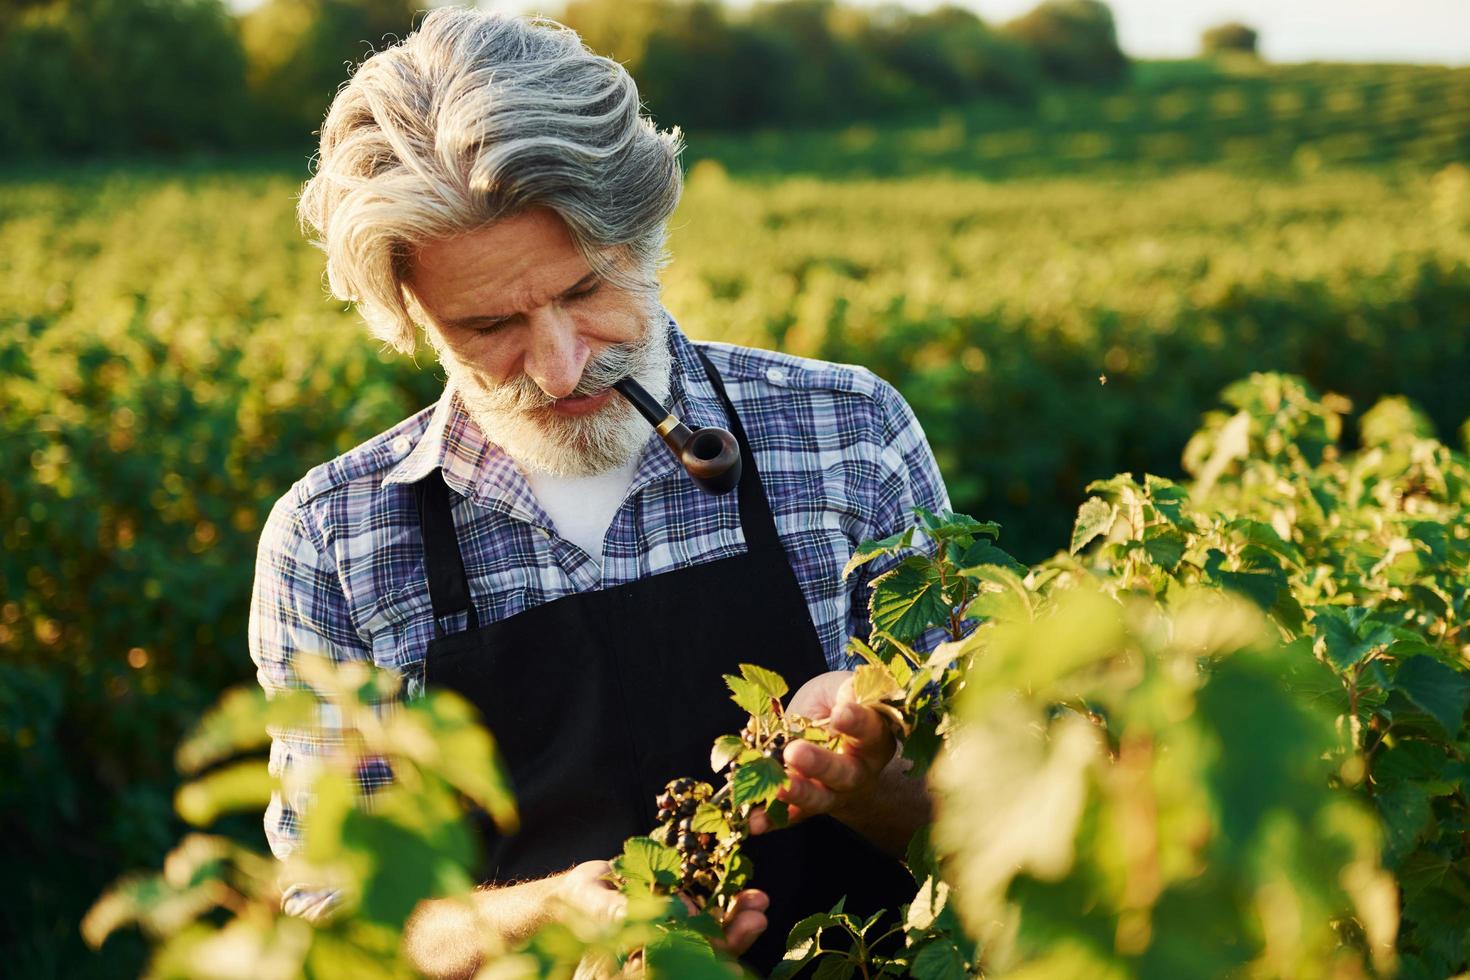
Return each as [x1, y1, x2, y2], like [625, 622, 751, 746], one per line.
[439, 306, 673, 478]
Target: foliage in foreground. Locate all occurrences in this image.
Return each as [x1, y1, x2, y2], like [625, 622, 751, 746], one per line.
[83, 372, 1469, 977]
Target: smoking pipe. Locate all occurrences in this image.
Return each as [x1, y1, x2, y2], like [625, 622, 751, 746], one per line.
[612, 377, 742, 495]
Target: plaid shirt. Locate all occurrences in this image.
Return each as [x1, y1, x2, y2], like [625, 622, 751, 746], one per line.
[249, 310, 951, 911]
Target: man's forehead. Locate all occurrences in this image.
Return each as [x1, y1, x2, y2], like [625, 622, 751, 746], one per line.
[408, 210, 595, 320]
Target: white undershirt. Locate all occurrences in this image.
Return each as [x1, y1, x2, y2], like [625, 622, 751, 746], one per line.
[519, 453, 643, 566]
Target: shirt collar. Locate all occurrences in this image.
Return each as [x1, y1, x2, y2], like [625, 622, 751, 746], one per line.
[382, 308, 731, 522]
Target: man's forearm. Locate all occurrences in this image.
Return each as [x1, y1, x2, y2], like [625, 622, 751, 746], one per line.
[832, 752, 932, 859]
[403, 873, 561, 979]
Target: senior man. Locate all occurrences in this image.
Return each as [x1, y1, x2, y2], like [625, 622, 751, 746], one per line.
[250, 7, 950, 977]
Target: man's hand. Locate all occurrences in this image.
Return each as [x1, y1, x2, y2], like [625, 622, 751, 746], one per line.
[679, 888, 769, 957]
[554, 862, 768, 956]
[748, 670, 897, 831]
[747, 670, 928, 856]
[552, 860, 628, 924]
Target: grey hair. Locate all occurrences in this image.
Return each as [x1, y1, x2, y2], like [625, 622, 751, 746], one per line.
[297, 7, 685, 354]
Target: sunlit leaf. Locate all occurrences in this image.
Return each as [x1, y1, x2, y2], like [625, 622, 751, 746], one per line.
[842, 528, 915, 579]
[731, 757, 786, 809]
[870, 556, 950, 643]
[739, 663, 789, 701]
[1069, 496, 1116, 554]
[174, 760, 274, 827]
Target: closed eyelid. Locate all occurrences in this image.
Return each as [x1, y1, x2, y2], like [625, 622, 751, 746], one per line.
[451, 280, 601, 332]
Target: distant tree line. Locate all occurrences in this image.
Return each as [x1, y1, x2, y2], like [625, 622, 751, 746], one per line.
[0, 0, 1128, 160]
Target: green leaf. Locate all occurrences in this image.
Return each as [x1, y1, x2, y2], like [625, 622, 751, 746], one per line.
[1142, 525, 1186, 571]
[1392, 655, 1470, 738]
[771, 942, 822, 980]
[904, 874, 950, 932]
[612, 836, 681, 889]
[725, 675, 775, 721]
[905, 826, 935, 884]
[915, 506, 1002, 543]
[1398, 850, 1455, 900]
[717, 851, 754, 895]
[1226, 518, 1301, 565]
[870, 556, 951, 642]
[690, 803, 730, 836]
[344, 806, 474, 928]
[852, 663, 902, 705]
[1312, 607, 1378, 670]
[643, 927, 727, 979]
[710, 734, 744, 773]
[739, 663, 789, 701]
[1376, 781, 1433, 866]
[1070, 497, 1116, 554]
[951, 537, 1026, 576]
[813, 953, 858, 980]
[846, 636, 887, 669]
[1206, 549, 1287, 611]
[842, 528, 914, 579]
[901, 712, 944, 780]
[764, 799, 790, 829]
[962, 564, 1034, 624]
[910, 939, 967, 980]
[786, 910, 841, 948]
[175, 687, 315, 774]
[731, 756, 787, 808]
[302, 770, 354, 865]
[409, 690, 519, 833]
[172, 760, 274, 827]
[1144, 474, 1195, 529]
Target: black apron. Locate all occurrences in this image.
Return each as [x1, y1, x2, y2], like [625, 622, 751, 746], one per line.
[415, 347, 915, 975]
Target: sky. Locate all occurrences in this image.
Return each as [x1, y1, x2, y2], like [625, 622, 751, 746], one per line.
[230, 0, 1470, 66]
[496, 0, 1470, 65]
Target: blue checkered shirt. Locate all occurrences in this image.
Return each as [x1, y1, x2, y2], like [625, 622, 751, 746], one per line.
[249, 310, 951, 912]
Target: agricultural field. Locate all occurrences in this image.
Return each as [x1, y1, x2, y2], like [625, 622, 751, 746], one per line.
[4, 60, 1470, 977]
[690, 60, 1470, 178]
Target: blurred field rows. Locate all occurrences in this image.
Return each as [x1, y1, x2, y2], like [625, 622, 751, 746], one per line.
[691, 62, 1470, 177]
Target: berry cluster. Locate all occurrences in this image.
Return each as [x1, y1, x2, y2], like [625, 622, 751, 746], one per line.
[740, 722, 788, 762]
[653, 778, 735, 904]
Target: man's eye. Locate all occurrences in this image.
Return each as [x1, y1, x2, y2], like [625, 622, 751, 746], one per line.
[571, 284, 600, 301]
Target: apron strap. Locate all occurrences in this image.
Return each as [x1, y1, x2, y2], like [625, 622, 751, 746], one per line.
[414, 470, 480, 636]
[692, 346, 783, 557]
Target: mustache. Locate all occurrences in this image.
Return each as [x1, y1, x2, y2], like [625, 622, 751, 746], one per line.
[458, 331, 660, 416]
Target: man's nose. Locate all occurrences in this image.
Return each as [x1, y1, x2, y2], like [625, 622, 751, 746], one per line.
[523, 309, 590, 400]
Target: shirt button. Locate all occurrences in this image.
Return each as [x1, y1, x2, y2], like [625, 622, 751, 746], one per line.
[535, 526, 551, 539]
[765, 367, 786, 383]
[391, 436, 411, 455]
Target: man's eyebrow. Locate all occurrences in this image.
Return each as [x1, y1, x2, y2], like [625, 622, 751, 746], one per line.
[443, 272, 601, 327]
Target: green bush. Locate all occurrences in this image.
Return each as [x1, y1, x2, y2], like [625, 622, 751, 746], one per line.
[85, 372, 1470, 976]
[1201, 21, 1259, 58]
[239, 0, 420, 147]
[1003, 0, 1129, 85]
[0, 0, 252, 159]
[561, 0, 1044, 131]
